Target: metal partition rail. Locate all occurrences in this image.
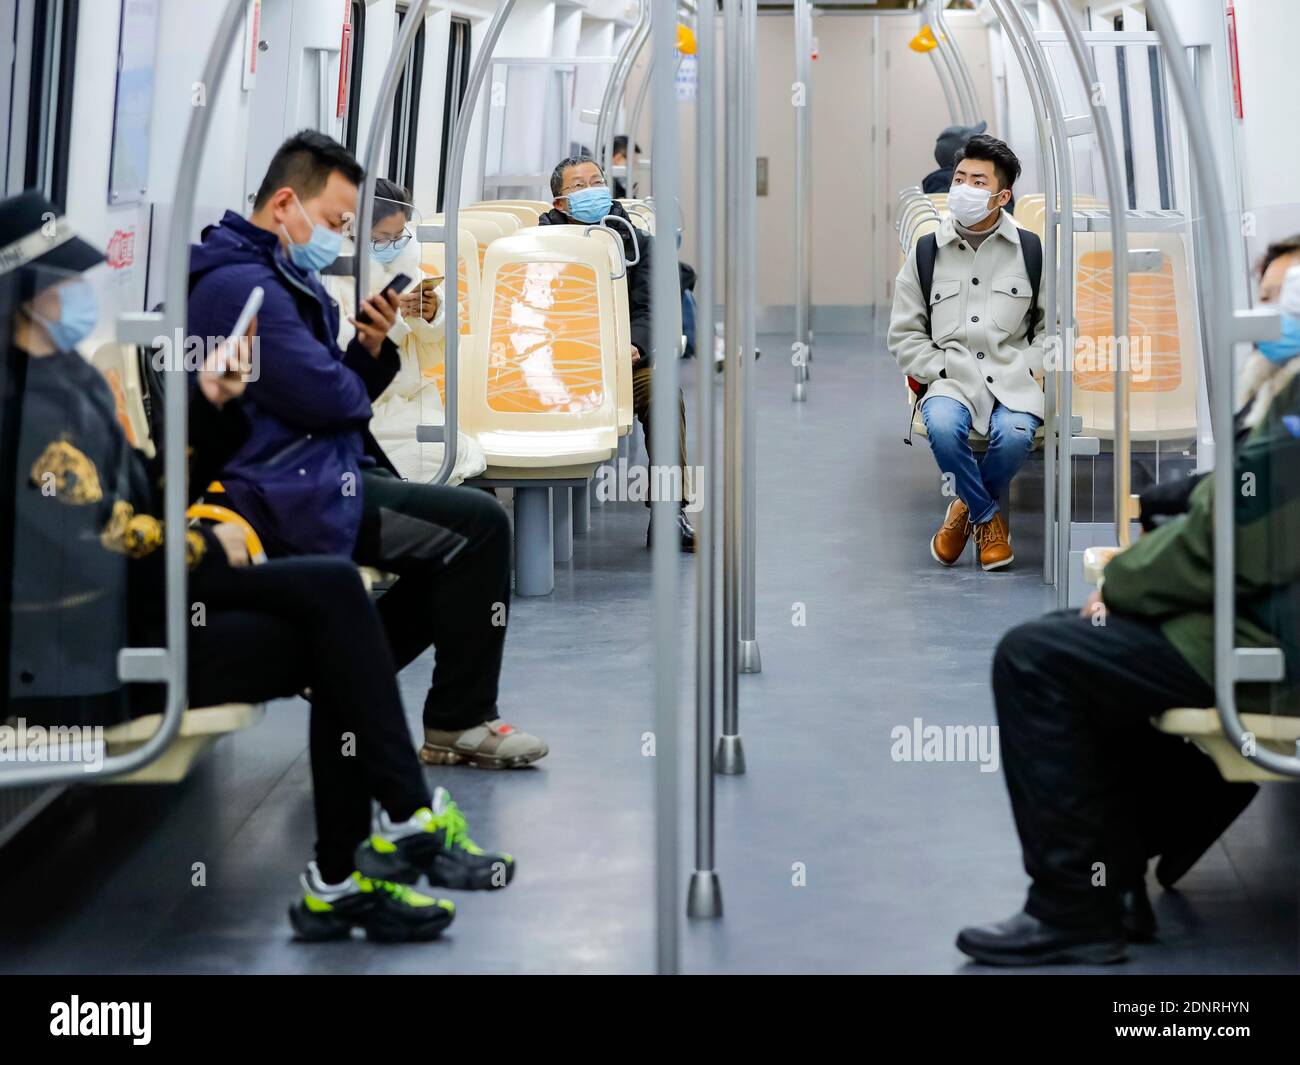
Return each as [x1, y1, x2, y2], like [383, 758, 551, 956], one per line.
[792, 0, 812, 402]
[927, 47, 962, 127]
[649, 0, 685, 973]
[1043, 0, 1132, 551]
[417, 0, 516, 485]
[988, 0, 1059, 585]
[1144, 0, 1297, 778]
[739, 0, 760, 677]
[1004, 0, 1078, 608]
[687, 0, 721, 923]
[598, 0, 650, 176]
[929, 0, 981, 124]
[0, 0, 250, 788]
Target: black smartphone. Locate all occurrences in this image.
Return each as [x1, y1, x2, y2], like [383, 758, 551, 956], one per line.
[359, 273, 414, 326]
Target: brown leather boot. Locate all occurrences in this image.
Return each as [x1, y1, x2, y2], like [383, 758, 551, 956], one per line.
[930, 498, 971, 566]
[974, 511, 1013, 571]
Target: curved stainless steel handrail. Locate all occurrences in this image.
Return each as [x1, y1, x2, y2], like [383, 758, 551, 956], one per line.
[927, 0, 977, 124]
[597, 0, 650, 173]
[430, 0, 517, 486]
[931, 0, 981, 124]
[583, 222, 628, 280]
[1146, 0, 1298, 778]
[601, 212, 641, 266]
[989, 0, 1060, 585]
[0, 0, 249, 788]
[1044, 0, 1131, 549]
[1005, 0, 1075, 608]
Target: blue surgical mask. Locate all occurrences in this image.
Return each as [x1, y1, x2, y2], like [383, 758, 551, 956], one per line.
[370, 240, 404, 267]
[1257, 314, 1300, 365]
[32, 279, 99, 351]
[282, 194, 343, 273]
[565, 186, 613, 224]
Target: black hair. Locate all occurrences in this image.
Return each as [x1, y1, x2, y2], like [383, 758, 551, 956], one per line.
[953, 134, 1021, 191]
[550, 155, 602, 198]
[253, 129, 364, 210]
[373, 178, 413, 224]
[1258, 235, 1300, 279]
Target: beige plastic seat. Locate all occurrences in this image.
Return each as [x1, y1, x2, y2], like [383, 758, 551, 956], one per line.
[1070, 231, 1199, 445]
[101, 704, 266, 784]
[619, 199, 654, 235]
[90, 342, 155, 460]
[470, 200, 542, 227]
[431, 212, 510, 274]
[463, 229, 621, 470]
[421, 227, 482, 406]
[513, 224, 634, 436]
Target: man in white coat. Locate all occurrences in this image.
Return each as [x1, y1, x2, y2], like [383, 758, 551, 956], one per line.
[889, 135, 1046, 571]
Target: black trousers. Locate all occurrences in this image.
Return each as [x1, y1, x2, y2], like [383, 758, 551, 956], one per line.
[189, 557, 430, 883]
[354, 470, 511, 731]
[993, 609, 1257, 929]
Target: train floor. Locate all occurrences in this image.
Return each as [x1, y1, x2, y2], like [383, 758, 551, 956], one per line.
[2, 325, 1296, 974]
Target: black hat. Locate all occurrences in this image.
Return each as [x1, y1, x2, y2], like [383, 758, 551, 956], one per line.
[0, 191, 105, 296]
[934, 120, 988, 169]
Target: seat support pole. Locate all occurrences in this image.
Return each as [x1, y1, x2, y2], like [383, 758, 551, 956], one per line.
[513, 486, 554, 596]
[552, 487, 573, 561]
[572, 479, 590, 535]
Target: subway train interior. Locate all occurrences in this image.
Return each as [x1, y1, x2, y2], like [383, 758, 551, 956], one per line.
[2, 0, 1299, 999]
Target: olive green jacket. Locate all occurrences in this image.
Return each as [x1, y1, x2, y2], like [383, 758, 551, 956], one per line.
[1101, 375, 1300, 712]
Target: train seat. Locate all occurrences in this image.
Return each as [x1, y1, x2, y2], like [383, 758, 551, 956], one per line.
[460, 229, 623, 595]
[469, 200, 542, 227]
[430, 211, 510, 272]
[100, 703, 266, 784]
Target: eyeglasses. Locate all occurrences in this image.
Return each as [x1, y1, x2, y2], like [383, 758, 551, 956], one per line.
[563, 177, 607, 195]
[371, 230, 413, 252]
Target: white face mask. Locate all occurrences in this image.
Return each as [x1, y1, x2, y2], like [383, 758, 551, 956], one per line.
[1280, 263, 1300, 319]
[948, 182, 999, 228]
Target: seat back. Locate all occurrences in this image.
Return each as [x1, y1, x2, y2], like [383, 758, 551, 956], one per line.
[1070, 231, 1198, 443]
[90, 342, 156, 459]
[421, 227, 480, 405]
[463, 230, 621, 466]
[515, 223, 633, 434]
[619, 199, 655, 235]
[470, 201, 542, 227]
[432, 212, 509, 272]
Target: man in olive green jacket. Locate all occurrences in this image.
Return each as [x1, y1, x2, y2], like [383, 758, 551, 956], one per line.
[956, 373, 1300, 968]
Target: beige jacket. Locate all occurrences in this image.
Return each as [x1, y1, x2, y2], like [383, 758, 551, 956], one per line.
[888, 211, 1047, 434]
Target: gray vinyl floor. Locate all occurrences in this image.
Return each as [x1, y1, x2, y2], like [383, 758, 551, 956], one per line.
[2, 328, 1296, 974]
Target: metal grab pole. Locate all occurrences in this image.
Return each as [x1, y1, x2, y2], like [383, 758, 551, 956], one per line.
[739, 0, 760, 674]
[1146, 0, 1298, 778]
[716, 0, 745, 774]
[687, 0, 721, 921]
[927, 0, 976, 125]
[626, 53, 654, 195]
[1007, 0, 1075, 608]
[0, 0, 249, 789]
[1043, 0, 1131, 549]
[356, 0, 430, 315]
[793, 0, 811, 402]
[649, 0, 684, 972]
[991, 0, 1058, 585]
[426, 0, 515, 485]
[931, 0, 981, 124]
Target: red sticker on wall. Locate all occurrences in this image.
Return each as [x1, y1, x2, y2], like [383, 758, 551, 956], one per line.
[106, 228, 136, 271]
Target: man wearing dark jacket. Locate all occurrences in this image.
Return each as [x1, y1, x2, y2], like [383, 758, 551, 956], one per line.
[955, 370, 1300, 966]
[188, 130, 548, 770]
[540, 155, 694, 550]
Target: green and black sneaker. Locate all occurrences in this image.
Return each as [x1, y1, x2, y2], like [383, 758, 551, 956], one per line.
[357, 786, 516, 891]
[289, 862, 455, 943]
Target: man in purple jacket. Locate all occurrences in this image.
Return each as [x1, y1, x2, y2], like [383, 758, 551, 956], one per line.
[189, 130, 547, 770]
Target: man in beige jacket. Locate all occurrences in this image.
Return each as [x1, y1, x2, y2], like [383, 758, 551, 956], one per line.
[889, 135, 1046, 571]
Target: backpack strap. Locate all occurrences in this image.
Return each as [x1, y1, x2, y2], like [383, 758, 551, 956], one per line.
[1018, 229, 1043, 344]
[916, 232, 939, 338]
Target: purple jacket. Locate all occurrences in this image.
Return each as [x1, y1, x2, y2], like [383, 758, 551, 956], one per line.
[188, 212, 399, 556]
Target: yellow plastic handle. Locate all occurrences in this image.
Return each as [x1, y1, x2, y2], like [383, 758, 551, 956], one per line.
[186, 502, 268, 564]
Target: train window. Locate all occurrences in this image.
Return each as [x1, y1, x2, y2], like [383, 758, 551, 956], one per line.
[342, 0, 366, 156]
[436, 17, 472, 212]
[20, 0, 79, 208]
[388, 3, 426, 193]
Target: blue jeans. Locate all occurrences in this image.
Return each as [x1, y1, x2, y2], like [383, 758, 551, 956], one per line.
[920, 396, 1040, 525]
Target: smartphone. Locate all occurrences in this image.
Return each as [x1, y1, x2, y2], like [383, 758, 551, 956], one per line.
[215, 286, 263, 373]
[359, 273, 413, 326]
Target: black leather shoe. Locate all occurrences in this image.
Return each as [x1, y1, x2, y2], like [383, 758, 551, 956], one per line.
[1155, 783, 1258, 889]
[956, 911, 1126, 966]
[646, 511, 696, 552]
[1120, 883, 1157, 943]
